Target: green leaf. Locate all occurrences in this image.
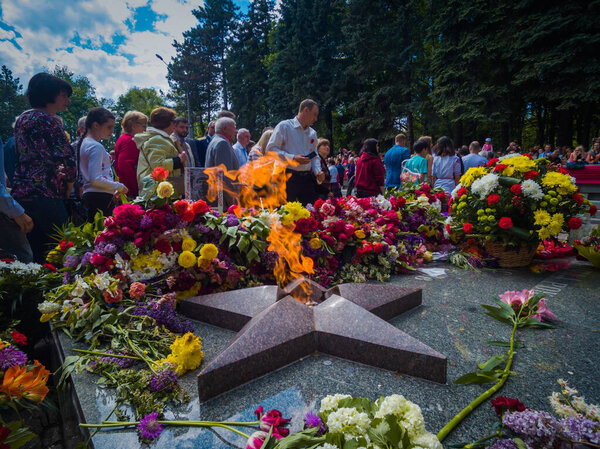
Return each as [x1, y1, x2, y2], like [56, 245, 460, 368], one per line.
[485, 340, 525, 348]
[514, 438, 528, 449]
[272, 428, 324, 448]
[4, 421, 37, 449]
[226, 226, 238, 237]
[237, 236, 250, 253]
[477, 354, 506, 371]
[454, 371, 501, 385]
[481, 305, 512, 324]
[247, 246, 260, 262]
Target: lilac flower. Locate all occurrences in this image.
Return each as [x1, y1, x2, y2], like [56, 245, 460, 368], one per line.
[63, 255, 81, 268]
[149, 369, 178, 392]
[139, 215, 153, 230]
[503, 410, 558, 446]
[99, 349, 136, 368]
[559, 417, 600, 444]
[225, 214, 239, 227]
[131, 305, 194, 334]
[81, 251, 93, 267]
[63, 272, 71, 285]
[304, 410, 326, 435]
[137, 412, 163, 441]
[486, 439, 520, 449]
[0, 346, 28, 369]
[194, 223, 211, 234]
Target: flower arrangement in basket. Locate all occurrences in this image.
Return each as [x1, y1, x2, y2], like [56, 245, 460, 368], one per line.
[447, 155, 595, 267]
[574, 224, 600, 268]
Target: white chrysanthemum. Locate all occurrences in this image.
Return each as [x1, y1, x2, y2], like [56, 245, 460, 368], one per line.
[326, 407, 370, 437]
[320, 394, 352, 413]
[451, 183, 462, 200]
[411, 431, 443, 449]
[375, 195, 392, 210]
[375, 395, 425, 438]
[521, 180, 544, 200]
[471, 173, 499, 199]
[38, 301, 61, 314]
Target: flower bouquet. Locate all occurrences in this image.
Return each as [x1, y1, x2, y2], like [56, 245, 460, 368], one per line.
[447, 155, 594, 267]
[574, 224, 600, 268]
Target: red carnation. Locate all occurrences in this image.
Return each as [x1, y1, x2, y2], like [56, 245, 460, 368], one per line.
[463, 223, 473, 234]
[573, 193, 584, 205]
[487, 158, 499, 167]
[494, 164, 508, 173]
[524, 170, 538, 180]
[491, 396, 526, 416]
[568, 217, 582, 230]
[510, 184, 522, 195]
[10, 330, 27, 346]
[487, 194, 500, 205]
[457, 187, 468, 198]
[173, 200, 189, 215]
[498, 217, 513, 229]
[591, 204, 598, 217]
[43, 263, 57, 272]
[420, 184, 431, 194]
[155, 239, 172, 254]
[396, 196, 406, 208]
[445, 224, 452, 235]
[436, 191, 447, 202]
[559, 167, 568, 174]
[151, 166, 169, 182]
[192, 200, 210, 215]
[523, 153, 533, 160]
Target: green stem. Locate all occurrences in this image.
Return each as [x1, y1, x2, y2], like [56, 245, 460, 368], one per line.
[72, 349, 141, 360]
[437, 318, 519, 442]
[464, 430, 503, 448]
[80, 420, 251, 439]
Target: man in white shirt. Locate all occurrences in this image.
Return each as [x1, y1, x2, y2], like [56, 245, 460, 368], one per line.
[266, 99, 325, 205]
[233, 128, 251, 167]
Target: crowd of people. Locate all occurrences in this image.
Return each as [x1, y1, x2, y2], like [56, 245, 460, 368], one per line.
[1, 72, 599, 264]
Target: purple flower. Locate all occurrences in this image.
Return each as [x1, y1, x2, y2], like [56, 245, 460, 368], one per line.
[63, 255, 81, 268]
[131, 304, 194, 334]
[194, 223, 211, 234]
[81, 251, 93, 267]
[304, 410, 326, 435]
[225, 214, 239, 227]
[98, 349, 136, 368]
[0, 346, 28, 369]
[559, 417, 600, 444]
[139, 215, 153, 230]
[137, 412, 163, 441]
[486, 439, 520, 449]
[503, 410, 558, 446]
[63, 272, 71, 284]
[150, 369, 178, 392]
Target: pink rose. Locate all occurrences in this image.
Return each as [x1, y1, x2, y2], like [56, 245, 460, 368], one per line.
[320, 203, 336, 216]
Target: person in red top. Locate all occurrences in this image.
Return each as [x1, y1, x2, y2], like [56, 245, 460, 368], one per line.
[114, 111, 148, 197]
[355, 138, 385, 198]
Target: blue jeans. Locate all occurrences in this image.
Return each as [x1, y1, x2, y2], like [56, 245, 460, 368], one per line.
[18, 197, 68, 264]
[0, 213, 33, 262]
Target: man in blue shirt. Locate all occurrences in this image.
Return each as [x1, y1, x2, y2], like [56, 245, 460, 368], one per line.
[233, 128, 251, 167]
[0, 138, 34, 262]
[462, 141, 488, 171]
[384, 133, 410, 189]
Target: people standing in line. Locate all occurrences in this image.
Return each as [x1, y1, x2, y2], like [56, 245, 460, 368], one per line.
[335, 155, 345, 189]
[384, 133, 411, 190]
[266, 99, 325, 205]
[205, 117, 240, 171]
[417, 136, 434, 185]
[78, 108, 128, 221]
[403, 140, 429, 185]
[315, 138, 334, 199]
[233, 128, 251, 167]
[135, 107, 187, 196]
[248, 128, 273, 162]
[114, 111, 147, 198]
[355, 138, 385, 198]
[70, 116, 87, 153]
[171, 117, 196, 168]
[461, 141, 488, 172]
[195, 120, 215, 167]
[431, 136, 461, 193]
[328, 157, 342, 197]
[12, 73, 76, 263]
[0, 138, 34, 262]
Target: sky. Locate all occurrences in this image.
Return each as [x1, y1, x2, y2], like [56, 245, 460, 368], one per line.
[0, 0, 250, 100]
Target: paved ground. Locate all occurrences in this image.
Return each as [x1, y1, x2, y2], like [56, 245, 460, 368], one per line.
[56, 258, 600, 448]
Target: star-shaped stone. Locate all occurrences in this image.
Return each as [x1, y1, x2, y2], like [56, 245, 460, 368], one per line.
[180, 280, 446, 401]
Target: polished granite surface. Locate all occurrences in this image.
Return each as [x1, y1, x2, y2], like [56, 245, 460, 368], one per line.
[58, 258, 600, 448]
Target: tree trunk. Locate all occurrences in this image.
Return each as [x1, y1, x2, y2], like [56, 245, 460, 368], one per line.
[546, 106, 557, 146]
[454, 120, 463, 147]
[501, 122, 509, 149]
[556, 109, 574, 147]
[325, 105, 334, 150]
[536, 104, 545, 145]
[577, 103, 592, 147]
[407, 110, 414, 150]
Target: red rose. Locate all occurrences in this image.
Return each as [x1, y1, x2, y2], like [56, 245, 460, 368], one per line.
[457, 187, 468, 198]
[491, 396, 526, 416]
[494, 164, 508, 173]
[573, 193, 584, 205]
[10, 330, 27, 346]
[90, 254, 108, 266]
[151, 166, 169, 182]
[155, 239, 172, 254]
[568, 217, 582, 230]
[487, 194, 500, 205]
[192, 200, 210, 215]
[559, 167, 568, 174]
[510, 184, 522, 195]
[395, 196, 406, 208]
[463, 223, 473, 234]
[436, 191, 447, 202]
[420, 184, 431, 194]
[487, 158, 499, 167]
[173, 200, 189, 215]
[590, 204, 598, 217]
[498, 217, 513, 229]
[524, 170, 538, 180]
[313, 199, 324, 210]
[320, 233, 335, 247]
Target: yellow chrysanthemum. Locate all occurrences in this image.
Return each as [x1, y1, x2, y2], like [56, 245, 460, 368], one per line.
[199, 243, 219, 260]
[162, 332, 204, 376]
[156, 181, 174, 198]
[178, 250, 197, 268]
[533, 209, 552, 226]
[542, 172, 577, 195]
[281, 201, 310, 226]
[460, 167, 488, 187]
[131, 251, 164, 271]
[181, 238, 197, 252]
[547, 213, 564, 235]
[503, 155, 536, 173]
[354, 229, 366, 239]
[176, 282, 202, 300]
[309, 238, 322, 249]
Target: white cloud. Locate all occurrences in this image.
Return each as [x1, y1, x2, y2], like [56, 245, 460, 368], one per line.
[0, 0, 201, 99]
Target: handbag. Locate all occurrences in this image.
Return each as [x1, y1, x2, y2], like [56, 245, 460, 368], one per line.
[400, 166, 421, 184]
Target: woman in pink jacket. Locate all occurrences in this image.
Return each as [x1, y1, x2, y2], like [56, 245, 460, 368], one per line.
[114, 111, 147, 197]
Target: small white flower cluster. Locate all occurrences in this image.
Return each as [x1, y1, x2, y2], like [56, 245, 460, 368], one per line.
[0, 260, 44, 276]
[320, 394, 352, 413]
[521, 179, 544, 200]
[257, 210, 280, 228]
[374, 195, 392, 211]
[550, 379, 600, 422]
[38, 300, 61, 314]
[471, 173, 499, 199]
[326, 407, 371, 439]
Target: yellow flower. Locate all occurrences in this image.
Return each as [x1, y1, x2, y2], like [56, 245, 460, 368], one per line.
[178, 250, 197, 268]
[541, 172, 577, 195]
[281, 201, 310, 226]
[533, 209, 551, 226]
[197, 258, 211, 269]
[156, 181, 174, 198]
[423, 251, 433, 262]
[199, 243, 219, 260]
[309, 238, 322, 249]
[460, 167, 488, 187]
[162, 332, 204, 376]
[503, 155, 536, 173]
[40, 313, 58, 323]
[176, 282, 202, 300]
[354, 229, 366, 239]
[182, 237, 197, 252]
[547, 213, 564, 235]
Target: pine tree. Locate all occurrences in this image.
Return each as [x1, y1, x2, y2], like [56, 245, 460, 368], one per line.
[0, 65, 28, 142]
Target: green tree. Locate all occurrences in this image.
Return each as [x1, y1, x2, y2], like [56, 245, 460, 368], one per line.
[227, 0, 275, 137]
[115, 87, 165, 119]
[0, 66, 28, 142]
